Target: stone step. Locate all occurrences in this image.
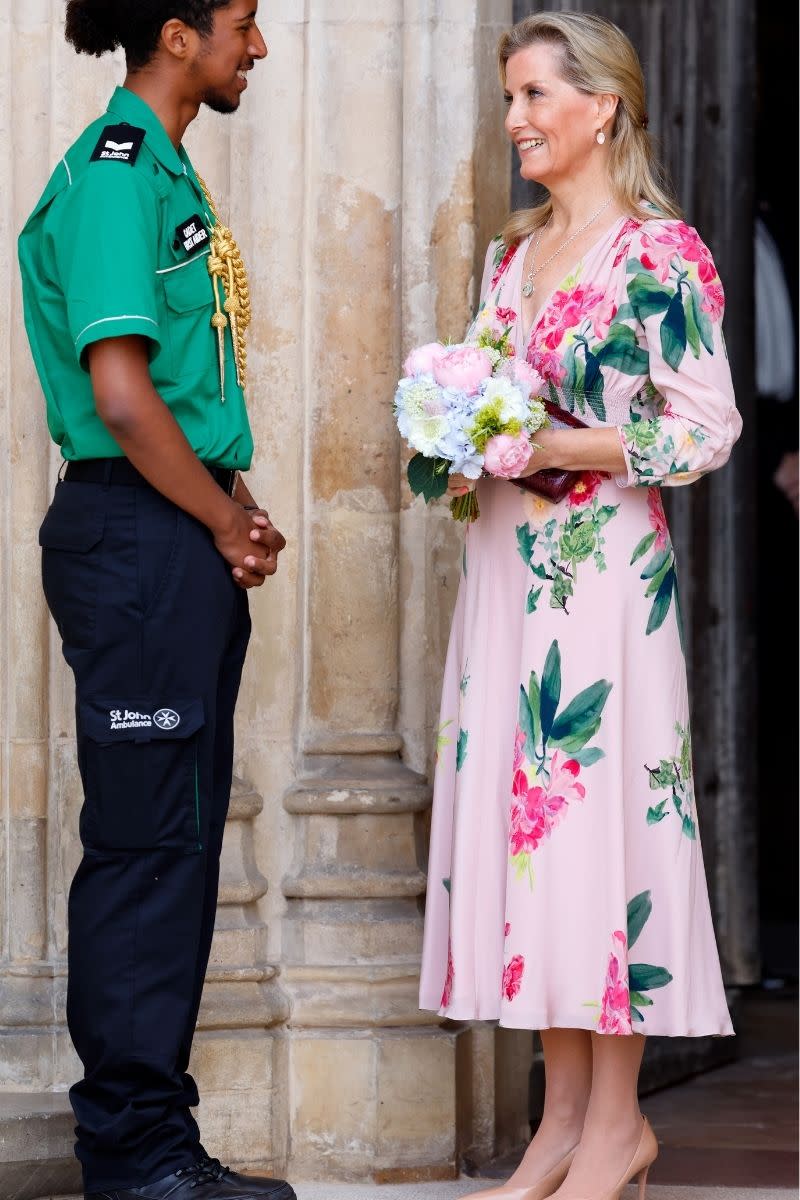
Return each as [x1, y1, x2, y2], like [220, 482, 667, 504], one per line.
[0, 1092, 81, 1200]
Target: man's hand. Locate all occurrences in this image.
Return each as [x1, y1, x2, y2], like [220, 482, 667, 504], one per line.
[212, 503, 282, 589]
[240, 507, 286, 585]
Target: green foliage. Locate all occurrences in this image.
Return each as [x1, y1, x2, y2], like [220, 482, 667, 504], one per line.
[456, 729, 469, 772]
[631, 531, 658, 564]
[626, 890, 652, 950]
[526, 585, 543, 614]
[516, 523, 537, 566]
[407, 453, 449, 501]
[627, 272, 673, 322]
[540, 641, 562, 743]
[628, 963, 674, 992]
[661, 292, 688, 371]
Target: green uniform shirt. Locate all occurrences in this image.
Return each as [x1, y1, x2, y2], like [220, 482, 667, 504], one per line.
[18, 86, 253, 469]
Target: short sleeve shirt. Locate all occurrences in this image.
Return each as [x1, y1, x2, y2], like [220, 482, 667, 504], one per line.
[17, 87, 253, 469]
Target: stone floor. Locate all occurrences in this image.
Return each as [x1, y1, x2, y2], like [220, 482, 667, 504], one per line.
[38, 987, 798, 1200]
[294, 1187, 793, 1199]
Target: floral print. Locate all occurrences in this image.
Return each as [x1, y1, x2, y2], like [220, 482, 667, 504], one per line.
[630, 489, 684, 642]
[502, 954, 525, 1001]
[510, 640, 610, 885]
[598, 931, 632, 1035]
[593, 892, 674, 1034]
[645, 722, 696, 839]
[516, 487, 619, 614]
[419, 215, 736, 1037]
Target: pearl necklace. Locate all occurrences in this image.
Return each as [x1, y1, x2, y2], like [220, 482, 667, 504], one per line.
[522, 198, 614, 298]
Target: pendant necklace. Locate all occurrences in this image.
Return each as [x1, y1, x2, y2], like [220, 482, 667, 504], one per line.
[522, 198, 613, 299]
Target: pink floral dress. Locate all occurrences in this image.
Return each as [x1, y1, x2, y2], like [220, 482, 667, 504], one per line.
[419, 215, 740, 1036]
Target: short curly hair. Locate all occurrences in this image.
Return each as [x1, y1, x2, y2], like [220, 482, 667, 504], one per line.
[65, 0, 233, 70]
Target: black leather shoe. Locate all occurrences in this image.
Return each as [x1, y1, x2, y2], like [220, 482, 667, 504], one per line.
[196, 1156, 297, 1199]
[85, 1162, 245, 1199]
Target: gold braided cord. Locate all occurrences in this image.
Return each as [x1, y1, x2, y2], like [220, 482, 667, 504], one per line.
[197, 176, 251, 396]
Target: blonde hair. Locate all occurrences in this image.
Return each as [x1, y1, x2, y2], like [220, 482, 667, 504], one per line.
[498, 11, 681, 245]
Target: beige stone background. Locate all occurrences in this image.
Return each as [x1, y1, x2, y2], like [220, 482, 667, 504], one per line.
[0, 1, 539, 1194]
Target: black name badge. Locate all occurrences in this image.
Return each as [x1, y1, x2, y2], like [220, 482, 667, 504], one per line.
[174, 214, 210, 257]
[90, 124, 145, 166]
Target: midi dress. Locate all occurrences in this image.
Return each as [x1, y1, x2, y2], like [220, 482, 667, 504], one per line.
[418, 214, 741, 1036]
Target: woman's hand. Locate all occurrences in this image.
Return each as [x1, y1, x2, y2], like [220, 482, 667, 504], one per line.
[446, 473, 478, 497]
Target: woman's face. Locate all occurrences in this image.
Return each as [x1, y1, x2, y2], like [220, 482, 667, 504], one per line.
[503, 43, 608, 188]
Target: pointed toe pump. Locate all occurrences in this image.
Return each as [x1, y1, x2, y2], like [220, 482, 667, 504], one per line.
[459, 1144, 578, 1200]
[576, 1117, 658, 1200]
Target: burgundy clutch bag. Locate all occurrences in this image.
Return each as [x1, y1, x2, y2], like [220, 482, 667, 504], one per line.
[515, 401, 588, 503]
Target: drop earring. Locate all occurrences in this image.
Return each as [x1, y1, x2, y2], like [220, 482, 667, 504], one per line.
[596, 129, 606, 145]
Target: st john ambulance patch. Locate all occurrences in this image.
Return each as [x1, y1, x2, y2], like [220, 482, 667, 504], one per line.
[90, 124, 146, 165]
[174, 214, 210, 257]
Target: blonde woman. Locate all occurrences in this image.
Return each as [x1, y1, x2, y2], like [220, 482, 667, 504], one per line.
[419, 12, 739, 1200]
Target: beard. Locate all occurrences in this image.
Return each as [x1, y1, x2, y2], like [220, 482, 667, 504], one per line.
[201, 86, 240, 115]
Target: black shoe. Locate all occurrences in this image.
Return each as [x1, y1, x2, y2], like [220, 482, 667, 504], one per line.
[196, 1156, 297, 1199]
[85, 1162, 243, 1199]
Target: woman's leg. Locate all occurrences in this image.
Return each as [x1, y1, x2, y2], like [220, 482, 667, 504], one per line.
[552, 1032, 646, 1198]
[508, 1029, 592, 1184]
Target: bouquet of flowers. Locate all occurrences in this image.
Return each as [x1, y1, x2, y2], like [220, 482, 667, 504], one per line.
[394, 307, 549, 521]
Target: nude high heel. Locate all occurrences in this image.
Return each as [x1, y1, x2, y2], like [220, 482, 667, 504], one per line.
[576, 1116, 658, 1200]
[459, 1144, 578, 1200]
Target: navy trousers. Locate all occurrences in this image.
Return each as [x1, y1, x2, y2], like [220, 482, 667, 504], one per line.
[39, 477, 251, 1191]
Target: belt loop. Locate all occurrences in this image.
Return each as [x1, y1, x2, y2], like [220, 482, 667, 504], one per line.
[102, 459, 113, 487]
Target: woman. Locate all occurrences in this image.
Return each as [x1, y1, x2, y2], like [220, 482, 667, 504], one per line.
[418, 12, 739, 1200]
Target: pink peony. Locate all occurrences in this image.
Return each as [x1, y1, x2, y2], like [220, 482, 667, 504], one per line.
[484, 432, 533, 479]
[441, 940, 455, 1008]
[433, 346, 493, 395]
[567, 471, 605, 507]
[403, 341, 448, 377]
[700, 281, 725, 321]
[512, 358, 544, 397]
[647, 487, 669, 550]
[502, 954, 525, 1001]
[597, 931, 632, 1035]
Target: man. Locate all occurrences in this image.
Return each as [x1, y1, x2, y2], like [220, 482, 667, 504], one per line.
[18, 3, 293, 1197]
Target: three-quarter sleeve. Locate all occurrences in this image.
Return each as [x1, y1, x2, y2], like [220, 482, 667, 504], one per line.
[616, 220, 742, 488]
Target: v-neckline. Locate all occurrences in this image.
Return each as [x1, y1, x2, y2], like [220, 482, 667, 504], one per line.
[519, 215, 628, 347]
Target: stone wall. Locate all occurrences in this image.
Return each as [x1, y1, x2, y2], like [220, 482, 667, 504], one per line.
[0, 1, 531, 1193]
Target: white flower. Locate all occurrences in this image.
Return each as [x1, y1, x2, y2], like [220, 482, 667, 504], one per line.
[479, 376, 529, 423]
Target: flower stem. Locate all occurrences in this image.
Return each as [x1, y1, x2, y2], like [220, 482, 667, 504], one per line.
[450, 492, 480, 522]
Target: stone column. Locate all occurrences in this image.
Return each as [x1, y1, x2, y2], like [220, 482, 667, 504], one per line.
[280, 0, 454, 1180]
[281, 0, 515, 1181]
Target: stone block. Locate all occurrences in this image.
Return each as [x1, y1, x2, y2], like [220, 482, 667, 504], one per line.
[8, 740, 48, 819]
[376, 1031, 456, 1165]
[191, 1029, 274, 1093]
[0, 1092, 81, 1200]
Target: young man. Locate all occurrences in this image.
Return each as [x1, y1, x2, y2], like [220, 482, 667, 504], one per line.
[18, 3, 293, 1197]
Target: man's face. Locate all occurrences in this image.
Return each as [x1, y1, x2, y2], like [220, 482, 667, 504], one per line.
[190, 0, 268, 115]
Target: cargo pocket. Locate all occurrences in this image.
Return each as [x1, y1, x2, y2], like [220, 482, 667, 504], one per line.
[78, 696, 205, 853]
[39, 497, 106, 650]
